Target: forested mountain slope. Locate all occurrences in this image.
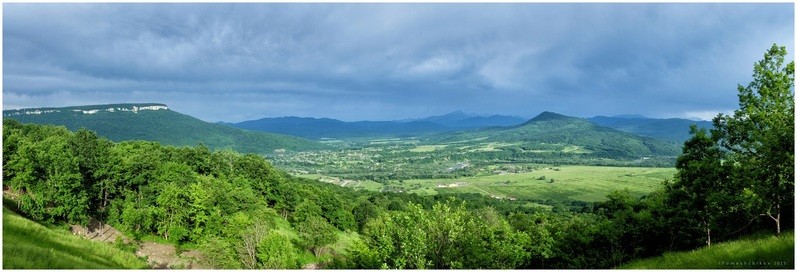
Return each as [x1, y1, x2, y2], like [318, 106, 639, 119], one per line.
[588, 115, 713, 143]
[429, 111, 682, 159]
[3, 103, 326, 153]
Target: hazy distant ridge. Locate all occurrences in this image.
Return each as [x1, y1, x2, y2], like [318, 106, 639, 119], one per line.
[230, 110, 527, 139]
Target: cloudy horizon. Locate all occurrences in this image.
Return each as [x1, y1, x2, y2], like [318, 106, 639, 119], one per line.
[3, 3, 794, 122]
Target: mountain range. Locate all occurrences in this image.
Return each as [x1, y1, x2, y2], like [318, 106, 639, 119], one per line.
[232, 117, 450, 139]
[3, 103, 695, 159]
[587, 115, 712, 143]
[229, 111, 527, 139]
[2, 103, 326, 154]
[428, 111, 681, 158]
[227, 110, 708, 144]
[402, 110, 527, 128]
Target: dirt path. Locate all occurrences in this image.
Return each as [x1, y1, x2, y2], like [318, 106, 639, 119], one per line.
[69, 218, 205, 269]
[70, 218, 129, 244]
[6, 189, 207, 269]
[135, 242, 206, 269]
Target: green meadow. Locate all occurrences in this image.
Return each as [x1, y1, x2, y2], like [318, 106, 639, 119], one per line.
[2, 205, 148, 269]
[306, 165, 675, 204]
[399, 165, 674, 201]
[621, 232, 794, 269]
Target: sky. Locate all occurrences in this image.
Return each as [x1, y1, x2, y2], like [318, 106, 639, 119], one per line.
[3, 3, 794, 122]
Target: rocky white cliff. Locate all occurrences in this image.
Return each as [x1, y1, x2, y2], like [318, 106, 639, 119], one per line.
[3, 104, 169, 117]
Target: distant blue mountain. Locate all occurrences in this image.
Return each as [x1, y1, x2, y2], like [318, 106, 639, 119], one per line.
[587, 115, 713, 143]
[413, 110, 473, 124]
[231, 116, 451, 139]
[230, 111, 526, 139]
[611, 114, 648, 119]
[411, 110, 526, 128]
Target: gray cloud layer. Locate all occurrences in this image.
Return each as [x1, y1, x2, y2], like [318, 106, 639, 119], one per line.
[3, 3, 794, 122]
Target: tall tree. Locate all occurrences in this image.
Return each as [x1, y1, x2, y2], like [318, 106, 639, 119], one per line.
[669, 126, 730, 247]
[296, 215, 337, 257]
[713, 43, 795, 234]
[69, 128, 115, 215]
[257, 231, 299, 269]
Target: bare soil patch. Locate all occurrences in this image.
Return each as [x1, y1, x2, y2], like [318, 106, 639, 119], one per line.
[135, 242, 207, 269]
[70, 217, 130, 244]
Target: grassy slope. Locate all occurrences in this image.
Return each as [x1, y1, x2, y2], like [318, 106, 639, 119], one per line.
[2, 206, 148, 269]
[621, 232, 794, 269]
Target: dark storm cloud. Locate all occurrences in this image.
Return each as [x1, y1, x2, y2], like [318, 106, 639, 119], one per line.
[3, 3, 793, 122]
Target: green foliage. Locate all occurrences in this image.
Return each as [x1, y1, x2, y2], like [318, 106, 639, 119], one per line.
[352, 198, 381, 232]
[3, 122, 91, 225]
[291, 200, 323, 224]
[667, 125, 734, 246]
[713, 43, 794, 234]
[295, 215, 337, 257]
[2, 120, 353, 269]
[257, 231, 300, 269]
[459, 207, 531, 269]
[197, 236, 240, 269]
[356, 200, 542, 269]
[361, 203, 430, 269]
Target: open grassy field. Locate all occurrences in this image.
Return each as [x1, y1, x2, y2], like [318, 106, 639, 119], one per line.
[396, 165, 675, 202]
[409, 144, 448, 152]
[2, 206, 148, 269]
[304, 165, 675, 205]
[621, 232, 794, 269]
[301, 174, 385, 191]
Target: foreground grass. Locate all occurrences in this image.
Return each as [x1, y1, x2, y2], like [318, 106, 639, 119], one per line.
[2, 206, 148, 269]
[621, 232, 794, 269]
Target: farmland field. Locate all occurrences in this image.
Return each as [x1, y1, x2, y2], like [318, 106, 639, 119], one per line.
[302, 165, 676, 208]
[405, 165, 674, 200]
[282, 132, 678, 210]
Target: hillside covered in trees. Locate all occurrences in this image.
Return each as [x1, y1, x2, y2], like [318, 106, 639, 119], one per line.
[428, 111, 682, 160]
[3, 103, 327, 154]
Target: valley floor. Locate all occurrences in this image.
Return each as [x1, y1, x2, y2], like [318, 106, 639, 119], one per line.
[304, 165, 675, 209]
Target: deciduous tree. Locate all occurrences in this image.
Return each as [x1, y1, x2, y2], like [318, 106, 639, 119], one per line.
[713, 44, 794, 234]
